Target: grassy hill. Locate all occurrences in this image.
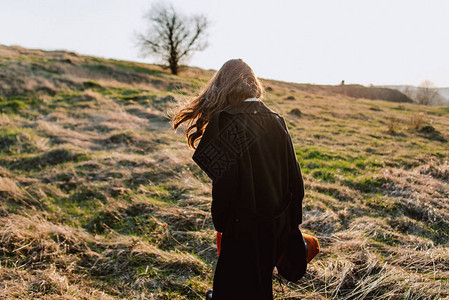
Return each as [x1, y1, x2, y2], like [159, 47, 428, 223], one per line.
[0, 45, 448, 299]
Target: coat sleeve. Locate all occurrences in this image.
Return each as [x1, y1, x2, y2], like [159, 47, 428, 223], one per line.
[280, 116, 305, 226]
[192, 112, 239, 232]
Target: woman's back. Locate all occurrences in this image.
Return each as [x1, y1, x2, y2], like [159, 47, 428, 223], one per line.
[218, 101, 299, 219]
[192, 100, 304, 299]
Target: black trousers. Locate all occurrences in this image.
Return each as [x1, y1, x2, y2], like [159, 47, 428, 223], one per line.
[212, 230, 276, 300]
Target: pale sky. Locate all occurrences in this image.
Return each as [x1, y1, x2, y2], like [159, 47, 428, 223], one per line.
[1, 0, 448, 87]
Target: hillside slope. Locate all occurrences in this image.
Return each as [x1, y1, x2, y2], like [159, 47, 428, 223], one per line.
[0, 45, 448, 299]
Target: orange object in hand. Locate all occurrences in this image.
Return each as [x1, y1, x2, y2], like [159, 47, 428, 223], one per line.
[216, 232, 222, 256]
[215, 231, 319, 262]
[302, 233, 320, 263]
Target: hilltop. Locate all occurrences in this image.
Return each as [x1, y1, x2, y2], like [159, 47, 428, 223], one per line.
[0, 45, 448, 299]
[381, 85, 449, 106]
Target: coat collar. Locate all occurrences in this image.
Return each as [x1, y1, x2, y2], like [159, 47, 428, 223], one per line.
[221, 100, 279, 116]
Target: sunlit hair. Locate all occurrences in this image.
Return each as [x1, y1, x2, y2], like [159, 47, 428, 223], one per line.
[172, 59, 264, 149]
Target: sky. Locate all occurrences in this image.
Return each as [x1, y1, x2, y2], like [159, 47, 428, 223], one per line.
[1, 0, 448, 87]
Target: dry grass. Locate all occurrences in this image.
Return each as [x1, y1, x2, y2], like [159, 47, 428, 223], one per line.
[0, 45, 448, 299]
[386, 116, 400, 133]
[407, 112, 425, 130]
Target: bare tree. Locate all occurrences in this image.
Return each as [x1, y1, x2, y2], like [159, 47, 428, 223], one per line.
[135, 2, 209, 75]
[402, 86, 415, 100]
[416, 80, 442, 105]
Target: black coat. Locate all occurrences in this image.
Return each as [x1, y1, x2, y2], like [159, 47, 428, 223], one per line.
[193, 101, 305, 300]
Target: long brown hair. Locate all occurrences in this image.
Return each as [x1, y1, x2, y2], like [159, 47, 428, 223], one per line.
[172, 59, 264, 149]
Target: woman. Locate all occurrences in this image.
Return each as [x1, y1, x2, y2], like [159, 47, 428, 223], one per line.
[172, 59, 305, 299]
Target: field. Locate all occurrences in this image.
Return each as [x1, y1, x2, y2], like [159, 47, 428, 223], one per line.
[0, 45, 448, 299]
